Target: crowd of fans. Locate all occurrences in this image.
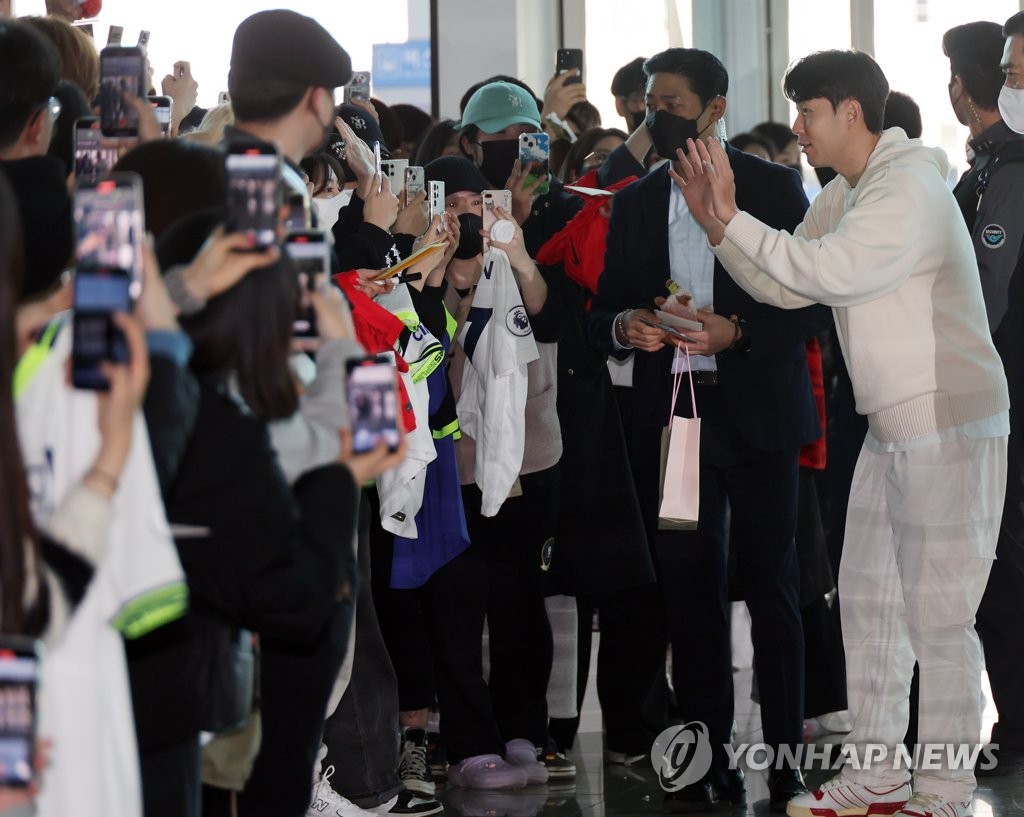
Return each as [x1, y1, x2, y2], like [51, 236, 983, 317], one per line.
[2, 5, 1024, 817]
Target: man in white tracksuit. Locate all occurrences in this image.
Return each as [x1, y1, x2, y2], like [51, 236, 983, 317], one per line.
[675, 50, 1009, 817]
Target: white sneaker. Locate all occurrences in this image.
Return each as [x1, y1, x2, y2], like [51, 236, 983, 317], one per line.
[786, 773, 911, 817]
[308, 765, 378, 817]
[895, 793, 972, 817]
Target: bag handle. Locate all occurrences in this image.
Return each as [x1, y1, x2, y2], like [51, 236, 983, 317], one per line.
[669, 345, 698, 426]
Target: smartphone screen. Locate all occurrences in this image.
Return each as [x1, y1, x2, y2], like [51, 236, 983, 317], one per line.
[225, 146, 281, 250]
[74, 117, 118, 183]
[556, 48, 583, 85]
[284, 231, 329, 339]
[99, 47, 144, 136]
[72, 269, 132, 390]
[73, 174, 145, 293]
[519, 133, 550, 196]
[149, 96, 172, 136]
[0, 638, 41, 788]
[344, 71, 371, 103]
[346, 355, 401, 454]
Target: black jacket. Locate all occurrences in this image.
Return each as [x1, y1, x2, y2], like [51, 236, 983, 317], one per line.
[589, 148, 832, 461]
[129, 372, 358, 748]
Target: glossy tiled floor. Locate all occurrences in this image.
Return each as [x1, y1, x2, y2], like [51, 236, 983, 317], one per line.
[436, 610, 1024, 817]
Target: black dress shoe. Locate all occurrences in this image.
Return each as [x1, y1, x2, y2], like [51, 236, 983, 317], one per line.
[768, 768, 809, 813]
[662, 781, 717, 813]
[976, 745, 1024, 777]
[711, 767, 747, 808]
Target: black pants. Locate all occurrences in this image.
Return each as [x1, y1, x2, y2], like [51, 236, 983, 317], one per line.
[549, 584, 668, 755]
[369, 493, 436, 712]
[238, 598, 355, 817]
[139, 735, 201, 817]
[421, 467, 558, 763]
[323, 494, 404, 807]
[652, 388, 804, 770]
[977, 424, 1024, 751]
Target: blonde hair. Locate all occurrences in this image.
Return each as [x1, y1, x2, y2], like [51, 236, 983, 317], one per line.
[21, 15, 100, 101]
[182, 103, 235, 146]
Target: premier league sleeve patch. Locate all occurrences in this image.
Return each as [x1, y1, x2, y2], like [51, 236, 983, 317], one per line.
[982, 224, 1007, 249]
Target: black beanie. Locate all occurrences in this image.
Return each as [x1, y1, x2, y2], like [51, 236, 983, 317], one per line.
[229, 10, 352, 90]
[424, 156, 490, 195]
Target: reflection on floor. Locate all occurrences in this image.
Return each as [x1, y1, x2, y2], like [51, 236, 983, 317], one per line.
[438, 621, 1022, 816]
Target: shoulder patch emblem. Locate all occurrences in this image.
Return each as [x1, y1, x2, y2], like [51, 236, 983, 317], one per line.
[982, 224, 1006, 249]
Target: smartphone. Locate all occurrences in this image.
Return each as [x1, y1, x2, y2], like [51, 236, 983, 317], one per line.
[74, 22, 95, 40]
[0, 637, 42, 787]
[106, 25, 123, 47]
[73, 173, 145, 291]
[404, 166, 425, 207]
[73, 116, 118, 183]
[149, 95, 172, 136]
[380, 159, 408, 197]
[217, 90, 231, 105]
[428, 180, 445, 222]
[344, 71, 371, 103]
[284, 231, 330, 339]
[346, 355, 401, 454]
[72, 267, 133, 390]
[519, 133, 550, 196]
[224, 144, 282, 251]
[556, 48, 584, 85]
[482, 189, 512, 238]
[373, 141, 383, 192]
[99, 46, 146, 137]
[137, 29, 150, 50]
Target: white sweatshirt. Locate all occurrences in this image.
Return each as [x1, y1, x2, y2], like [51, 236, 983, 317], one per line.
[713, 128, 1009, 444]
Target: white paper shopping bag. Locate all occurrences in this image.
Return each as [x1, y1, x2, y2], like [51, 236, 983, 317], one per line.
[658, 346, 700, 530]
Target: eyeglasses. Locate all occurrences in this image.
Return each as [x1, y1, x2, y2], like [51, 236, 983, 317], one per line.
[582, 149, 612, 168]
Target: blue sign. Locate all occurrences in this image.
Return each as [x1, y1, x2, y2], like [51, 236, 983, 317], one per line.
[373, 40, 431, 87]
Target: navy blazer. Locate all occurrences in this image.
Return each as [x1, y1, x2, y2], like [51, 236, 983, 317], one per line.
[589, 145, 832, 456]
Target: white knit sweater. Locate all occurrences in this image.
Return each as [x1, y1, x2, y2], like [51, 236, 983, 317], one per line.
[713, 128, 1009, 443]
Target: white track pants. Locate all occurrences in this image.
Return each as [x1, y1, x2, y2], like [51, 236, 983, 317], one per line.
[840, 434, 1007, 802]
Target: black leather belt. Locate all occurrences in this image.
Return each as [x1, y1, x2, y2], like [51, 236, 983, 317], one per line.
[690, 370, 719, 386]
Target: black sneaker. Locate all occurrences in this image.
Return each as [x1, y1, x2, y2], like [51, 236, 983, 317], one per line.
[426, 731, 448, 783]
[371, 789, 443, 816]
[399, 729, 435, 797]
[539, 740, 576, 780]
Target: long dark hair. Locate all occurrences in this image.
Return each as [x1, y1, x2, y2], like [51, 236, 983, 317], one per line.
[0, 171, 48, 636]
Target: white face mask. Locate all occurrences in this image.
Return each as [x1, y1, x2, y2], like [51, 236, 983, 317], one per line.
[312, 188, 353, 230]
[998, 84, 1024, 134]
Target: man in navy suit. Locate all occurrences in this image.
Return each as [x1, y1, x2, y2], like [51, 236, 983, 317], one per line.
[588, 48, 832, 814]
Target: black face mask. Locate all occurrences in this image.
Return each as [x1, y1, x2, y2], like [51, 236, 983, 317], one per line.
[475, 138, 520, 188]
[454, 212, 484, 259]
[645, 106, 710, 159]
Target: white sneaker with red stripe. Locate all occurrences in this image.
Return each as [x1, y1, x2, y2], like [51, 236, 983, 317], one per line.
[786, 774, 911, 817]
[894, 793, 972, 817]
